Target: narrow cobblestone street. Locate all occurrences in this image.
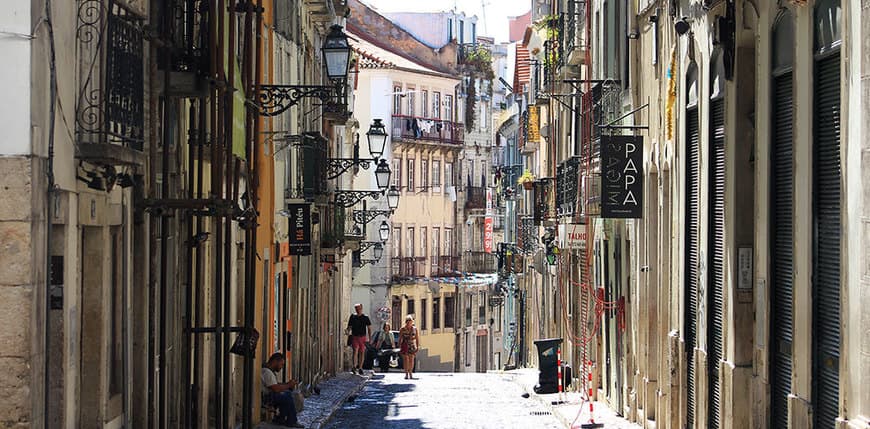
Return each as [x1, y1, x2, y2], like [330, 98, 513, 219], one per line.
[324, 372, 563, 429]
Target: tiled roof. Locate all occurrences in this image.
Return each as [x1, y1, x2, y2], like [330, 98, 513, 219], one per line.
[351, 33, 448, 77]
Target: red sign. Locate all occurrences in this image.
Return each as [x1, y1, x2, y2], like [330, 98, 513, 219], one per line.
[484, 216, 494, 253]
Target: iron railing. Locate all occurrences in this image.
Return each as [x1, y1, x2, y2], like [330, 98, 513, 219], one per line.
[432, 256, 461, 277]
[465, 186, 486, 209]
[76, 0, 145, 150]
[463, 251, 497, 273]
[391, 256, 427, 281]
[556, 157, 581, 217]
[391, 115, 464, 145]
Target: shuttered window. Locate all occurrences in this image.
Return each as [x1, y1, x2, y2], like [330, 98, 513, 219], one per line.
[811, 3, 841, 425]
[812, 49, 841, 429]
[770, 70, 794, 429]
[708, 96, 726, 429]
[684, 104, 700, 427]
[770, 11, 796, 428]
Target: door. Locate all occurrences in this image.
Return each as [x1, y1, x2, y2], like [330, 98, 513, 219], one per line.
[707, 95, 726, 429]
[812, 9, 841, 424]
[770, 54, 795, 428]
[684, 103, 700, 427]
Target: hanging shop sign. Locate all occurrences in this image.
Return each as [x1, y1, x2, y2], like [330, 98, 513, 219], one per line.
[288, 203, 312, 255]
[484, 189, 494, 253]
[601, 135, 644, 218]
[528, 106, 541, 143]
[558, 224, 587, 249]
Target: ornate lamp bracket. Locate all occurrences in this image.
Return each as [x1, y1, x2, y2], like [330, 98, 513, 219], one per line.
[257, 84, 341, 117]
[351, 209, 392, 225]
[358, 241, 382, 253]
[358, 259, 380, 267]
[333, 190, 383, 208]
[326, 158, 372, 180]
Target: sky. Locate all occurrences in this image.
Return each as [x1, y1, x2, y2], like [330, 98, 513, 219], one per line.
[360, 0, 531, 44]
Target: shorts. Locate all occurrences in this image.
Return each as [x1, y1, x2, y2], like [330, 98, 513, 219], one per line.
[351, 335, 367, 351]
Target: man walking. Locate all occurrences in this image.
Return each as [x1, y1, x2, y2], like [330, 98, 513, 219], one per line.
[347, 303, 372, 374]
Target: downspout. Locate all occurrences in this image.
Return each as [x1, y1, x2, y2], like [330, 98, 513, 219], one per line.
[42, 0, 57, 424]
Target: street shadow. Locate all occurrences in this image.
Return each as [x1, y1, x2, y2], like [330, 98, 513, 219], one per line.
[323, 377, 424, 429]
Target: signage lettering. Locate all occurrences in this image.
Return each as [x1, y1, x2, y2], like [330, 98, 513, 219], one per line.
[287, 203, 312, 255]
[601, 135, 644, 218]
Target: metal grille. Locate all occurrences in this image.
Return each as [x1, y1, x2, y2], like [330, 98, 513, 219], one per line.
[770, 71, 794, 429]
[76, 0, 145, 149]
[812, 51, 841, 428]
[684, 106, 700, 427]
[708, 97, 726, 429]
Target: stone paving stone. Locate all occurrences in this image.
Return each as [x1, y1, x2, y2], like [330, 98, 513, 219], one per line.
[257, 371, 368, 429]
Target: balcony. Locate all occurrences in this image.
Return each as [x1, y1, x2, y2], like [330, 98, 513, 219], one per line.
[463, 251, 497, 274]
[431, 256, 461, 277]
[75, 1, 146, 166]
[391, 257, 427, 282]
[465, 186, 486, 210]
[391, 115, 464, 146]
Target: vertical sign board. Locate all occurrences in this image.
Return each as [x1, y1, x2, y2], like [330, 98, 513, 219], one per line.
[484, 189, 494, 253]
[288, 203, 312, 255]
[601, 135, 644, 218]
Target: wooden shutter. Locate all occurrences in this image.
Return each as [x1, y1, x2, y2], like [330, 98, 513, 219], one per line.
[812, 51, 841, 428]
[770, 71, 794, 428]
[708, 97, 726, 429]
[684, 105, 700, 427]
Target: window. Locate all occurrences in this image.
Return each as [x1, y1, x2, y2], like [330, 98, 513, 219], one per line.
[465, 294, 472, 326]
[432, 160, 442, 192]
[472, 23, 476, 43]
[445, 228, 453, 256]
[407, 158, 415, 191]
[421, 299, 428, 330]
[433, 297, 441, 329]
[421, 90, 429, 117]
[445, 162, 453, 187]
[478, 291, 486, 325]
[432, 227, 441, 259]
[421, 160, 429, 190]
[407, 227, 415, 257]
[433, 92, 442, 118]
[407, 299, 415, 319]
[391, 159, 402, 187]
[421, 227, 428, 258]
[459, 20, 465, 43]
[445, 94, 454, 121]
[407, 87, 416, 117]
[393, 85, 403, 115]
[444, 296, 455, 328]
[393, 227, 402, 257]
[448, 19, 453, 41]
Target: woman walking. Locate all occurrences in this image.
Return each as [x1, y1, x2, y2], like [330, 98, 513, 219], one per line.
[398, 315, 420, 379]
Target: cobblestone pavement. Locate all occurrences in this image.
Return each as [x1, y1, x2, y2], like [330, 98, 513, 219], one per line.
[504, 369, 642, 429]
[323, 372, 563, 429]
[257, 372, 367, 429]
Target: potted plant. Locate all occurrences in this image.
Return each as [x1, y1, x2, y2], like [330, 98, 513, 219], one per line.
[518, 170, 536, 190]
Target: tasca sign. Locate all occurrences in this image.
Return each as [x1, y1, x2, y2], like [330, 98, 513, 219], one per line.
[287, 203, 312, 255]
[558, 224, 587, 249]
[601, 135, 643, 218]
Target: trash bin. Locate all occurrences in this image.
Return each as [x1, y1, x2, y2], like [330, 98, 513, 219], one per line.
[561, 363, 572, 389]
[533, 338, 562, 394]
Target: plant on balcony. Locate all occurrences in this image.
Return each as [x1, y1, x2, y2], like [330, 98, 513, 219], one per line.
[518, 170, 536, 190]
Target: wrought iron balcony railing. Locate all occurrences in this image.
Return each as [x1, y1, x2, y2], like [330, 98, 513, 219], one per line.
[76, 0, 145, 157]
[431, 255, 461, 277]
[391, 115, 464, 145]
[391, 256, 427, 281]
[556, 156, 581, 218]
[465, 186, 486, 210]
[462, 251, 497, 274]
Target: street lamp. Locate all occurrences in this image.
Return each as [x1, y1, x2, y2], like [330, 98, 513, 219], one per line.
[375, 159, 391, 191]
[386, 185, 400, 211]
[378, 221, 390, 242]
[366, 119, 388, 159]
[322, 25, 352, 80]
[373, 242, 384, 260]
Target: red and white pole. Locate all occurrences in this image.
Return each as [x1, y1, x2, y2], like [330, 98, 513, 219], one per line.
[557, 347, 563, 400]
[587, 360, 595, 423]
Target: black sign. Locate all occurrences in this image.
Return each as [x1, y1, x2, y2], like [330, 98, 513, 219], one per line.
[601, 135, 643, 218]
[288, 203, 312, 255]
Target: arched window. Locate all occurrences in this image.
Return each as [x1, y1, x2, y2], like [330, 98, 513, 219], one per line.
[814, 0, 842, 55]
[686, 63, 698, 108]
[710, 49, 726, 100]
[772, 10, 795, 75]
